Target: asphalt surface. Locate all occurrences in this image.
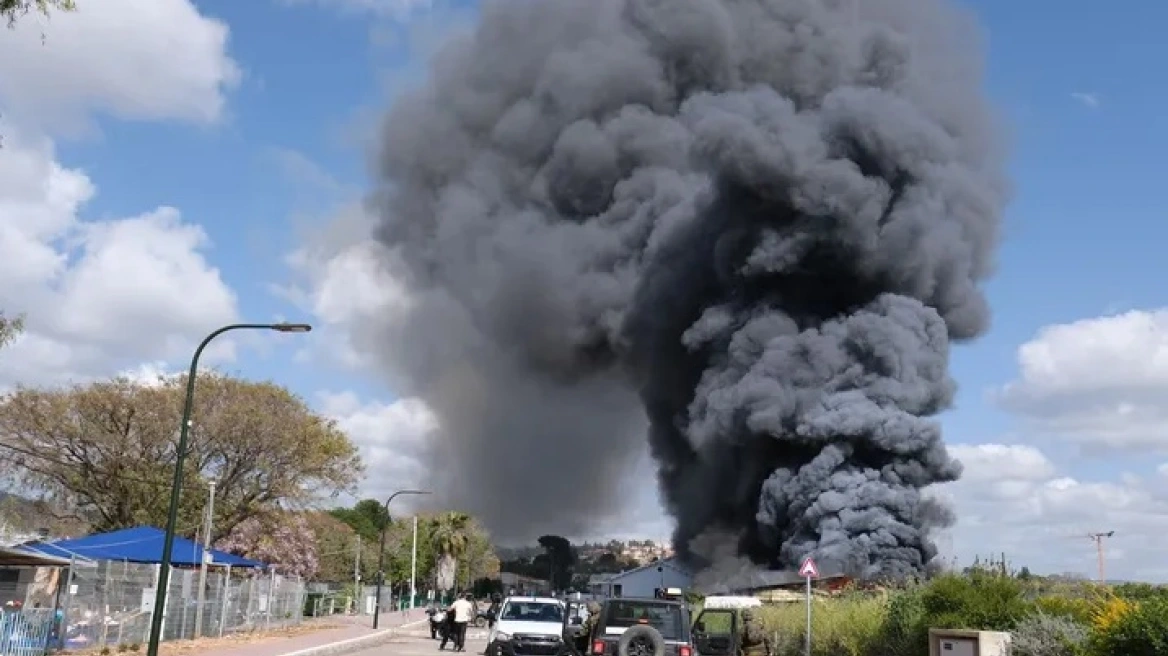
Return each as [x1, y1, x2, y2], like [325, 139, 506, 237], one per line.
[349, 622, 492, 656]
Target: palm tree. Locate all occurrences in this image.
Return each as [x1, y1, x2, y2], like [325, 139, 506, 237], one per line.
[431, 511, 471, 592]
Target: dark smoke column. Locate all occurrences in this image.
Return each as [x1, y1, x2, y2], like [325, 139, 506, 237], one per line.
[371, 0, 1006, 576]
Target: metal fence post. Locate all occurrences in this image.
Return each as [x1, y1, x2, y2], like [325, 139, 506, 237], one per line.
[264, 570, 275, 630]
[218, 568, 231, 637]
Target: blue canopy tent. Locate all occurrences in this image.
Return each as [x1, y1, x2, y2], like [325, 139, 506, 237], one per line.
[19, 526, 266, 568]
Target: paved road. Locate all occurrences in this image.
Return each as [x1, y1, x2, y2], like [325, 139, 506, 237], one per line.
[351, 622, 493, 656]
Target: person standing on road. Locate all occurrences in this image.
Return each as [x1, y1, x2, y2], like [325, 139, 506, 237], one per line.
[574, 602, 601, 653]
[439, 597, 458, 651]
[487, 594, 502, 629]
[446, 592, 474, 652]
[738, 609, 771, 656]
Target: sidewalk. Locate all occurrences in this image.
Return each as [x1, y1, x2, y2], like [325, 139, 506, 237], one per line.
[187, 610, 428, 656]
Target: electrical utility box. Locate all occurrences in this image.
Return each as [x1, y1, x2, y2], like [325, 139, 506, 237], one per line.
[928, 629, 1011, 656]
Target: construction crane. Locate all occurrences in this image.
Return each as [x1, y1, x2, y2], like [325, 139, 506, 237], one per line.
[1086, 531, 1115, 583]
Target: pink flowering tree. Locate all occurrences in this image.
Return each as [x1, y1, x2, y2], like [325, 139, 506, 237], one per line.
[215, 512, 320, 579]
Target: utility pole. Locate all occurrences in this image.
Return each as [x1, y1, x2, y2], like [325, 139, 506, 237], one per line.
[354, 535, 362, 613]
[410, 516, 418, 610]
[193, 481, 216, 638]
[1087, 531, 1115, 583]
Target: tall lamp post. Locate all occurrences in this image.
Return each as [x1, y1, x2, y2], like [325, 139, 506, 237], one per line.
[145, 323, 312, 656]
[373, 489, 431, 629]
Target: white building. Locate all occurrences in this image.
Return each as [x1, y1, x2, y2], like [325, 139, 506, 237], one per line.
[588, 558, 693, 598]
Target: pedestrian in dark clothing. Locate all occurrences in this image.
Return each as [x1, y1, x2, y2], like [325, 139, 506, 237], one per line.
[439, 606, 456, 650]
[487, 594, 502, 629]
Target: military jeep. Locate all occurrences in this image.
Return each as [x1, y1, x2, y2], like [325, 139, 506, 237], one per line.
[562, 597, 694, 656]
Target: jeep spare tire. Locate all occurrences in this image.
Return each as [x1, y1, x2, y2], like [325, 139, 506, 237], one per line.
[618, 625, 666, 656]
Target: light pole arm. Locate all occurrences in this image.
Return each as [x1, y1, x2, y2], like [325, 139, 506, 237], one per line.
[372, 489, 430, 629]
[145, 322, 311, 656]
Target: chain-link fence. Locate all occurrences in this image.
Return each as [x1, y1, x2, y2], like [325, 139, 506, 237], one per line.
[57, 561, 304, 650]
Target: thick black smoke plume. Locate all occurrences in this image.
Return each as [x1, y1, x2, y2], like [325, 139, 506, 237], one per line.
[369, 0, 1006, 576]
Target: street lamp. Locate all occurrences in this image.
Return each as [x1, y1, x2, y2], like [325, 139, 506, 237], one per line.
[145, 323, 312, 656]
[373, 489, 431, 629]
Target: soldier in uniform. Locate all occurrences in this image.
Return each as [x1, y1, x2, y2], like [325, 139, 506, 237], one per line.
[574, 602, 602, 653]
[738, 609, 770, 656]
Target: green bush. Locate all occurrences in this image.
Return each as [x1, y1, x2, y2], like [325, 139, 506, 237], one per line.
[1011, 613, 1088, 656]
[1035, 595, 1094, 624]
[1087, 597, 1168, 656]
[1111, 582, 1168, 602]
[877, 586, 927, 656]
[919, 571, 1034, 631]
[757, 593, 886, 656]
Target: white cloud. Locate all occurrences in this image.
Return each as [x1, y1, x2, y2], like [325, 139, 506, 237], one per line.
[0, 0, 243, 388]
[316, 390, 436, 508]
[0, 133, 240, 388]
[996, 310, 1168, 453]
[0, 0, 240, 133]
[941, 442, 1168, 581]
[277, 203, 413, 372]
[1070, 92, 1100, 109]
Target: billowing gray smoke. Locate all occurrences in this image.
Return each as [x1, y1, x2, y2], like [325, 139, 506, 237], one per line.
[370, 0, 1006, 576]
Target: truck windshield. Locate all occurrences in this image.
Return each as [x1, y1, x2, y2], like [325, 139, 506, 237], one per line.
[602, 601, 683, 640]
[500, 602, 564, 622]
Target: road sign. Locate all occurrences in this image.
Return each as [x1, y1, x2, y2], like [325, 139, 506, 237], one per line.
[799, 557, 818, 656]
[799, 557, 819, 579]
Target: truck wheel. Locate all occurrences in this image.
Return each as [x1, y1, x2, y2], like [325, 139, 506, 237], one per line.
[617, 625, 665, 656]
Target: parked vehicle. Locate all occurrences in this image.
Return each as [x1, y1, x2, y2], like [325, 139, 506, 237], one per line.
[487, 596, 566, 656]
[571, 597, 694, 656]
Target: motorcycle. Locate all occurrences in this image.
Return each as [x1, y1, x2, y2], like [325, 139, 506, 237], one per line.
[427, 608, 449, 640]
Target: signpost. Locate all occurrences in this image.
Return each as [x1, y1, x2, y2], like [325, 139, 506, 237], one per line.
[799, 557, 819, 656]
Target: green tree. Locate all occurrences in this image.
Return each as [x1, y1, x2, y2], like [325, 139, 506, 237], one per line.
[538, 535, 576, 590]
[305, 511, 360, 583]
[330, 498, 391, 542]
[432, 511, 471, 592]
[2, 0, 75, 27]
[459, 520, 499, 587]
[0, 373, 364, 538]
[0, 313, 22, 350]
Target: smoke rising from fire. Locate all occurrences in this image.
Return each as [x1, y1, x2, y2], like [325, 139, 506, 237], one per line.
[368, 0, 1006, 574]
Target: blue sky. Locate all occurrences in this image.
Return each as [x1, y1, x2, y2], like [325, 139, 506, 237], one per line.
[3, 0, 1168, 579]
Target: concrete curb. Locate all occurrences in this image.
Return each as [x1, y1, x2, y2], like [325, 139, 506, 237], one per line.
[276, 619, 430, 656]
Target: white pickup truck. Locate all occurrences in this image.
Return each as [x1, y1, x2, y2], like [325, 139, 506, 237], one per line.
[487, 596, 566, 656]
